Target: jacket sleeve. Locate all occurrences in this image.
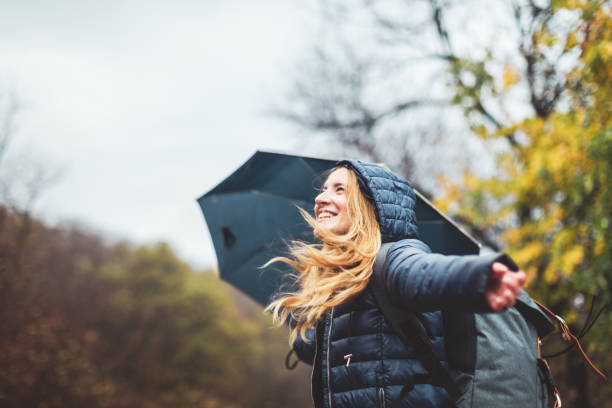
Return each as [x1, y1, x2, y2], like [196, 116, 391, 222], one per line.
[292, 326, 316, 365]
[383, 238, 519, 313]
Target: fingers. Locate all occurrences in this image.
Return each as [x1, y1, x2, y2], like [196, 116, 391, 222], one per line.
[516, 271, 526, 286]
[488, 290, 516, 311]
[503, 271, 524, 297]
[490, 262, 508, 280]
[486, 292, 511, 312]
[485, 263, 527, 312]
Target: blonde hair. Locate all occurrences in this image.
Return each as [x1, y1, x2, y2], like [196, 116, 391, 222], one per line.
[265, 167, 381, 345]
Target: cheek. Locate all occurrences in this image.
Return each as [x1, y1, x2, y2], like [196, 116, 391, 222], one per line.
[337, 213, 352, 234]
[339, 203, 352, 227]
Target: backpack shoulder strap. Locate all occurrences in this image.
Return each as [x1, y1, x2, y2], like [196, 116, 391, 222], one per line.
[371, 243, 461, 401]
[514, 291, 555, 337]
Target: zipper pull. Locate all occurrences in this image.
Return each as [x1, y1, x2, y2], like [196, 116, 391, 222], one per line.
[344, 353, 353, 367]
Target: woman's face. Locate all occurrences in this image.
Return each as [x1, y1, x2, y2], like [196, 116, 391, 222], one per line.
[314, 168, 352, 235]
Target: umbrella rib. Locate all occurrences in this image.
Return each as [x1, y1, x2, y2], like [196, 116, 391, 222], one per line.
[297, 157, 326, 179]
[248, 189, 313, 208]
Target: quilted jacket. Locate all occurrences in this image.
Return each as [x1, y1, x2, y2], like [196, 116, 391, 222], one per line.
[293, 160, 512, 408]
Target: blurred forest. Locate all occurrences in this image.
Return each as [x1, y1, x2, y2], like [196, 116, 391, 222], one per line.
[280, 0, 611, 406]
[0, 206, 311, 407]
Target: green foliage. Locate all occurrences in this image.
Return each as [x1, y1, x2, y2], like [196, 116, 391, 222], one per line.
[449, 53, 497, 118]
[0, 209, 311, 408]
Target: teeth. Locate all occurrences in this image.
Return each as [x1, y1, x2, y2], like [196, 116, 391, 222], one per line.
[318, 211, 335, 220]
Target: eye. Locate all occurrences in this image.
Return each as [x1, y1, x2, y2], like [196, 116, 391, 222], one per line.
[336, 186, 345, 192]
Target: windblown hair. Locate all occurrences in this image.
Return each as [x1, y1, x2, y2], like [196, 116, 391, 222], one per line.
[265, 167, 381, 345]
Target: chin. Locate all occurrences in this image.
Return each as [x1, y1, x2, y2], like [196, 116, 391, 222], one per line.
[316, 218, 349, 236]
[315, 221, 336, 234]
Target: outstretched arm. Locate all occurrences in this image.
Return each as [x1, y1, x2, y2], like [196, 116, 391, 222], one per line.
[384, 239, 525, 312]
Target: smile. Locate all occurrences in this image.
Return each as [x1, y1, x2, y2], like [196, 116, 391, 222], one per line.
[317, 210, 337, 220]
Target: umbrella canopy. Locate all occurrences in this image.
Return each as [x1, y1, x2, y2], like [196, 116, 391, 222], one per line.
[198, 150, 480, 306]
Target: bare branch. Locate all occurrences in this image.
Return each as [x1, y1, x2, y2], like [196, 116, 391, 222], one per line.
[0, 92, 18, 167]
[428, 0, 509, 135]
[514, 0, 567, 118]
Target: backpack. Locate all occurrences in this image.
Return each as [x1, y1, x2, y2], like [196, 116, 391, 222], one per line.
[371, 242, 580, 408]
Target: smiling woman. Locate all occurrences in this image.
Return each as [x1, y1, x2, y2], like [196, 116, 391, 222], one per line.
[265, 160, 527, 408]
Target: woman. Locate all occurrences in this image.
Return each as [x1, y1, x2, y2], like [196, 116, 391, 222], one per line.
[266, 160, 525, 408]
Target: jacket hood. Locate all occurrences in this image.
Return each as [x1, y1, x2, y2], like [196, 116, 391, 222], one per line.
[338, 160, 419, 242]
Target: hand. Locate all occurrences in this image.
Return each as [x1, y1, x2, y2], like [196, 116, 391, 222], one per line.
[485, 262, 526, 312]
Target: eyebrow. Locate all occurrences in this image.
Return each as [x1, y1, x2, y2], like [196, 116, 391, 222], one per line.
[321, 182, 345, 191]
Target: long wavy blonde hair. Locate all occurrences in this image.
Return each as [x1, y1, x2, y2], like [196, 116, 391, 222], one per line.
[265, 166, 381, 345]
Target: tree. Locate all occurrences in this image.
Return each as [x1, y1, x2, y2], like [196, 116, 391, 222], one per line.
[0, 90, 59, 215]
[436, 2, 612, 405]
[277, 0, 584, 248]
[279, 0, 611, 405]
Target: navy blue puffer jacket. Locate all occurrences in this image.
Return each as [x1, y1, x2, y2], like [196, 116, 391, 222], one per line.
[293, 160, 513, 408]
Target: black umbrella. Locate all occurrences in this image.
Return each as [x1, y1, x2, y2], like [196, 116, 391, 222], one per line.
[198, 150, 480, 306]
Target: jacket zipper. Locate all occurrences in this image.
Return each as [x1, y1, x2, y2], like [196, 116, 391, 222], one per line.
[310, 327, 318, 407]
[327, 307, 335, 408]
[378, 387, 386, 408]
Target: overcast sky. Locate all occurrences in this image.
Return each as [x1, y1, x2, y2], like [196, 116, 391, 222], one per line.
[0, 0, 320, 269]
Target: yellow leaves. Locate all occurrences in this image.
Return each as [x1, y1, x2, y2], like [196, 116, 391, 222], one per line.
[523, 265, 539, 286]
[593, 234, 606, 256]
[502, 227, 522, 246]
[543, 264, 559, 284]
[565, 30, 579, 51]
[511, 240, 545, 267]
[571, 5, 612, 100]
[446, 107, 603, 286]
[586, 5, 612, 39]
[472, 124, 490, 139]
[463, 169, 481, 190]
[542, 244, 585, 284]
[552, 0, 590, 11]
[532, 223, 588, 285]
[560, 245, 585, 273]
[434, 174, 460, 213]
[507, 115, 597, 194]
[601, 41, 612, 59]
[502, 64, 521, 91]
[585, 40, 612, 68]
[533, 27, 559, 52]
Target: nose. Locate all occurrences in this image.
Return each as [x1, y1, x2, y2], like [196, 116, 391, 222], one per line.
[315, 190, 331, 207]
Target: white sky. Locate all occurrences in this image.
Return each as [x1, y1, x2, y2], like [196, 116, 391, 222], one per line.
[0, 0, 319, 269]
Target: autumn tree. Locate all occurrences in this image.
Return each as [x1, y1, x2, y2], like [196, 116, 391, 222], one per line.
[436, 2, 611, 406]
[277, 0, 582, 247]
